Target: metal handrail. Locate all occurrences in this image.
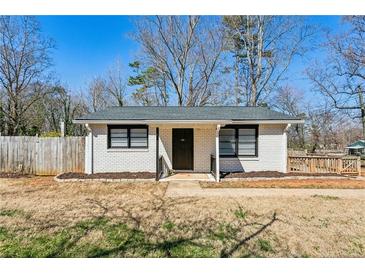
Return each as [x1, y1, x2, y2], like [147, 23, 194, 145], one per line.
[210, 154, 216, 179]
[158, 155, 170, 180]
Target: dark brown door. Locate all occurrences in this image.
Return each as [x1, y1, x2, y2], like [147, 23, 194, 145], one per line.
[172, 128, 194, 170]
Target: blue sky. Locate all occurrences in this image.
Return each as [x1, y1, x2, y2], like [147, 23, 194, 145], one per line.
[38, 16, 139, 91]
[37, 15, 344, 98]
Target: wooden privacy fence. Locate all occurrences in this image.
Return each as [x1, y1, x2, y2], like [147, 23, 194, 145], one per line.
[287, 155, 361, 175]
[0, 136, 85, 175]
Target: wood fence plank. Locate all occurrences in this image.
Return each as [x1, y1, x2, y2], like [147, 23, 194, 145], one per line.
[0, 136, 85, 175]
[288, 155, 360, 175]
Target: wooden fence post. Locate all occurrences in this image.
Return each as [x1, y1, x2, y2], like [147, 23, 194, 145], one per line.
[337, 158, 342, 174]
[358, 157, 362, 176]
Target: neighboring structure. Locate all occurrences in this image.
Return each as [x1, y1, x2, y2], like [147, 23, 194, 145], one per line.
[347, 140, 365, 156]
[74, 106, 304, 181]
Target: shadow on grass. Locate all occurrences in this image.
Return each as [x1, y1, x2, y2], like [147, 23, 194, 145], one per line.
[0, 194, 278, 258]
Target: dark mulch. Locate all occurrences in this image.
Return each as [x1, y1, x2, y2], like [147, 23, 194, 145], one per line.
[57, 172, 156, 180]
[221, 171, 343, 178]
[0, 173, 32, 178]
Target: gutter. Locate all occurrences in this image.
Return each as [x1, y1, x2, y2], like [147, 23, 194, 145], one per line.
[73, 119, 305, 125]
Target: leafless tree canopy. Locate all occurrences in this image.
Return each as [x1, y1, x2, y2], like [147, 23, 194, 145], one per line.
[87, 59, 128, 111]
[223, 16, 315, 106]
[308, 16, 365, 137]
[0, 16, 54, 135]
[131, 16, 225, 106]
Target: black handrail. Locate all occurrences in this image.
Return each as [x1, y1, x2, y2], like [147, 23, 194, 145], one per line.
[210, 154, 216, 179]
[157, 155, 170, 180]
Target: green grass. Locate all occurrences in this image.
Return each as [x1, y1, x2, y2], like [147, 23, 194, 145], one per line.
[233, 207, 247, 220]
[0, 217, 220, 258]
[0, 208, 24, 217]
[162, 220, 175, 231]
[0, 207, 278, 258]
[257, 238, 273, 252]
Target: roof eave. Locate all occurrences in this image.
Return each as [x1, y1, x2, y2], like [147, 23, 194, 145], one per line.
[73, 119, 304, 125]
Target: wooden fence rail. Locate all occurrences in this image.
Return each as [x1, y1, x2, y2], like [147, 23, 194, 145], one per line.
[288, 155, 361, 175]
[0, 136, 85, 175]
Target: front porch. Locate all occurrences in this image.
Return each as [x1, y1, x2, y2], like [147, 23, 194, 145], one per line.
[159, 172, 215, 182]
[155, 123, 222, 181]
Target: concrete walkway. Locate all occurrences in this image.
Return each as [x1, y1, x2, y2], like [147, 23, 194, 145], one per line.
[165, 181, 365, 198]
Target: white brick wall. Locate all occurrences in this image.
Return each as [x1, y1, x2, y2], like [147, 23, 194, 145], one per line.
[89, 124, 156, 173]
[85, 123, 288, 174]
[220, 124, 287, 173]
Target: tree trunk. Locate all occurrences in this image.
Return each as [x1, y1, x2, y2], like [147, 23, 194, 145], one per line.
[234, 54, 240, 106]
[357, 87, 365, 138]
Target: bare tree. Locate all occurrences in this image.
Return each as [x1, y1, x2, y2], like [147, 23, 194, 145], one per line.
[105, 58, 127, 106]
[273, 86, 306, 148]
[88, 77, 110, 112]
[42, 85, 88, 136]
[0, 16, 54, 135]
[308, 16, 365, 138]
[223, 16, 314, 106]
[87, 59, 129, 110]
[132, 16, 225, 106]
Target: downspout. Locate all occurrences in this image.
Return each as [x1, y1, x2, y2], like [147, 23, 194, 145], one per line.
[85, 124, 93, 174]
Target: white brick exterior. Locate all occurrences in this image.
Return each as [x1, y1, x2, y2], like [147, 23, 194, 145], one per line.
[85, 123, 288, 174]
[220, 124, 288, 173]
[87, 124, 156, 173]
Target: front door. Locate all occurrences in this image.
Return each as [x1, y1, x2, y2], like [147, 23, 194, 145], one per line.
[172, 128, 194, 170]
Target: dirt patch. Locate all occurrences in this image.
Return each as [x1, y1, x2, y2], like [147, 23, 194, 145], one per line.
[57, 172, 156, 180]
[0, 173, 32, 179]
[201, 179, 365, 189]
[221, 171, 343, 178]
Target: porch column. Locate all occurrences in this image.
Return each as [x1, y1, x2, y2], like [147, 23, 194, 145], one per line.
[85, 124, 93, 174]
[215, 124, 220, 182]
[155, 127, 159, 181]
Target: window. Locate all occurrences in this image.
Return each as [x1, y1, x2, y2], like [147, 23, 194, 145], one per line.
[219, 125, 258, 157]
[219, 128, 236, 156]
[108, 125, 148, 149]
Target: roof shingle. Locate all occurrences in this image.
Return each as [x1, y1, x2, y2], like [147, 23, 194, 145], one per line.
[75, 106, 301, 122]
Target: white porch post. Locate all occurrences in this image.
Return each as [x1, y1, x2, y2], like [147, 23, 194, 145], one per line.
[85, 124, 93, 174]
[215, 124, 220, 182]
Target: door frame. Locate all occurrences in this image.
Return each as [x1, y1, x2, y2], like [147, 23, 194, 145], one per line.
[172, 128, 194, 171]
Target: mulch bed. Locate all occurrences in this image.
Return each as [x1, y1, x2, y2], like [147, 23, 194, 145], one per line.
[201, 179, 365, 189]
[221, 171, 344, 178]
[57, 172, 156, 180]
[0, 173, 32, 179]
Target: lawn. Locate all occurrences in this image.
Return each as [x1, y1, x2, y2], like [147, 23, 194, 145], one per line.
[0, 177, 365, 257]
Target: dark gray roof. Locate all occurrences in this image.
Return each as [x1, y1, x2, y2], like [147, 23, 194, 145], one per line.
[75, 106, 301, 121]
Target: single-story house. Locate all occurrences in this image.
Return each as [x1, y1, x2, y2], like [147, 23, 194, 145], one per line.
[347, 140, 365, 156]
[74, 106, 304, 181]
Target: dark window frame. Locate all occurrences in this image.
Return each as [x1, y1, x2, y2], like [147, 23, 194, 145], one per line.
[107, 125, 149, 149]
[219, 125, 258, 157]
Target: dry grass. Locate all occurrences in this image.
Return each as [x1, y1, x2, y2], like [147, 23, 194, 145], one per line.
[201, 178, 365, 189]
[0, 176, 365, 257]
